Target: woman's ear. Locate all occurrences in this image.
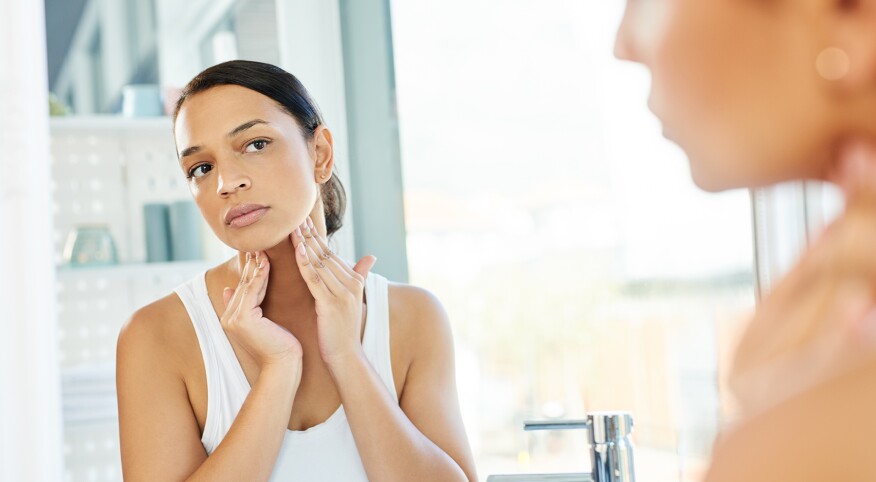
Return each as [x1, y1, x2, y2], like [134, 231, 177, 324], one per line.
[826, 0, 876, 90]
[312, 126, 335, 183]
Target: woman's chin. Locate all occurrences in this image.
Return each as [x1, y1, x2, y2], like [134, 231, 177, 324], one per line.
[690, 172, 730, 193]
[687, 158, 747, 193]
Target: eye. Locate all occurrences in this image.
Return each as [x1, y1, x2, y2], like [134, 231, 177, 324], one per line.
[188, 163, 212, 179]
[244, 139, 270, 153]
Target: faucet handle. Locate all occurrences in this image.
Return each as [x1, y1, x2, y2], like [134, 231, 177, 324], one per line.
[524, 412, 633, 443]
[524, 420, 589, 431]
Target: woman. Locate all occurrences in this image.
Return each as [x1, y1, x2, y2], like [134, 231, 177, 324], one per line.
[614, 0, 876, 480]
[116, 60, 477, 481]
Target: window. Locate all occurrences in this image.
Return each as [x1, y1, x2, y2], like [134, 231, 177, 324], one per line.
[391, 1, 756, 480]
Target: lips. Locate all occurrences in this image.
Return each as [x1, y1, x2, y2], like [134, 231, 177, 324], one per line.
[224, 203, 269, 226]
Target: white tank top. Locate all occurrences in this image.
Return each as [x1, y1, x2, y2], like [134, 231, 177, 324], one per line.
[173, 270, 396, 481]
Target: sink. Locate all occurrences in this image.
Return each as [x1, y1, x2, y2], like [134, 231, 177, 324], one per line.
[486, 473, 594, 482]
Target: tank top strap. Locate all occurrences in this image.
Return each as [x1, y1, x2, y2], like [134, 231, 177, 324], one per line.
[173, 270, 249, 454]
[361, 272, 398, 402]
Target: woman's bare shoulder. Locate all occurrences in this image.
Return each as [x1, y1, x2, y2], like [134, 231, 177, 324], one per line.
[386, 282, 454, 362]
[386, 282, 450, 335]
[386, 281, 445, 310]
[117, 290, 198, 371]
[706, 356, 876, 481]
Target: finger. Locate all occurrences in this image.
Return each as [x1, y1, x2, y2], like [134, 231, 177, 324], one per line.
[352, 255, 377, 280]
[227, 252, 255, 313]
[304, 217, 342, 266]
[244, 251, 253, 278]
[302, 219, 361, 291]
[291, 225, 308, 257]
[248, 254, 268, 302]
[248, 251, 261, 284]
[304, 217, 340, 268]
[223, 287, 235, 308]
[304, 217, 329, 256]
[236, 255, 269, 325]
[818, 194, 876, 280]
[294, 232, 334, 298]
[255, 252, 270, 304]
[305, 217, 367, 289]
[831, 140, 876, 198]
[236, 253, 267, 316]
[301, 236, 347, 296]
[292, 223, 368, 304]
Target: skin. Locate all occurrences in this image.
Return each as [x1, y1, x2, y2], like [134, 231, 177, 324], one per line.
[116, 84, 477, 481]
[615, 0, 876, 479]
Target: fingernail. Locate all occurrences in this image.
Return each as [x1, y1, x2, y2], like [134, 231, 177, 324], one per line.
[295, 226, 302, 237]
[297, 241, 307, 256]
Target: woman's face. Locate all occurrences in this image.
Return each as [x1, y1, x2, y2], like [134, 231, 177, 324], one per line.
[614, 0, 841, 191]
[174, 85, 327, 253]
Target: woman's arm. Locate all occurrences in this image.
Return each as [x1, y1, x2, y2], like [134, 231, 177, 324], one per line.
[118, 252, 304, 481]
[292, 217, 477, 482]
[329, 286, 477, 482]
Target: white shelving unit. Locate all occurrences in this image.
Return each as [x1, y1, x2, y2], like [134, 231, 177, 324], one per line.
[50, 115, 231, 482]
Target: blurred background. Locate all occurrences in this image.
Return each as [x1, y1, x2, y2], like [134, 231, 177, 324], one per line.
[1, 0, 847, 481]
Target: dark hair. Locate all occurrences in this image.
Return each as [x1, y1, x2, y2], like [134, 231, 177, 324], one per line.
[173, 60, 346, 238]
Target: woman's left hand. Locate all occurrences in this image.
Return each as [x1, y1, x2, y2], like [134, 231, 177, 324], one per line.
[291, 216, 377, 370]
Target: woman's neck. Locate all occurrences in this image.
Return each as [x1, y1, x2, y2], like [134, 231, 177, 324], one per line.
[225, 235, 316, 328]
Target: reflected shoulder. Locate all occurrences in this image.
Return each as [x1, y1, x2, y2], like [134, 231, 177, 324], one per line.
[386, 282, 454, 359]
[116, 292, 196, 374]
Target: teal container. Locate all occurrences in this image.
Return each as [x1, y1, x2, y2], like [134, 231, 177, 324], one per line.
[169, 200, 203, 261]
[143, 203, 171, 263]
[63, 225, 119, 267]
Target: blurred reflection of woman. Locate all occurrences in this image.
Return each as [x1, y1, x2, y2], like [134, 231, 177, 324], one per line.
[615, 1, 876, 480]
[116, 60, 477, 482]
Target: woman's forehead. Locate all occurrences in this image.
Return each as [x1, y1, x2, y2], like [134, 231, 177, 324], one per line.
[180, 85, 282, 123]
[174, 85, 292, 145]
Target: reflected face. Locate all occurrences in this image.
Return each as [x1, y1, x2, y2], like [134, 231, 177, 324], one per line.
[614, 0, 836, 191]
[174, 85, 319, 252]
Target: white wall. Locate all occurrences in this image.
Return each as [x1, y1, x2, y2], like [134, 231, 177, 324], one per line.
[275, 0, 355, 261]
[0, 0, 65, 480]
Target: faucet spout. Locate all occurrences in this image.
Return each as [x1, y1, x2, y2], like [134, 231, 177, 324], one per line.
[521, 412, 636, 482]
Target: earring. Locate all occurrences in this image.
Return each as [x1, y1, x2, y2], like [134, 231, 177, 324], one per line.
[320, 173, 327, 179]
[816, 47, 850, 81]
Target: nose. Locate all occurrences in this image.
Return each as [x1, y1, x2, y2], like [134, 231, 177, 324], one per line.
[614, 5, 641, 63]
[216, 161, 251, 197]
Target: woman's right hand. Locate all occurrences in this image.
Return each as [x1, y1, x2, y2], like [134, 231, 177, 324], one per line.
[729, 141, 876, 417]
[221, 251, 304, 371]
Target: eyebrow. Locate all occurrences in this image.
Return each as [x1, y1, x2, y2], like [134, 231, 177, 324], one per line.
[228, 119, 269, 138]
[178, 119, 271, 159]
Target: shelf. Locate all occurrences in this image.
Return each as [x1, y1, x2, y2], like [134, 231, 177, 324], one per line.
[49, 115, 172, 132]
[56, 259, 220, 280]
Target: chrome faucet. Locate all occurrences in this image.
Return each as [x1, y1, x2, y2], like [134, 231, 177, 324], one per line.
[487, 412, 636, 482]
